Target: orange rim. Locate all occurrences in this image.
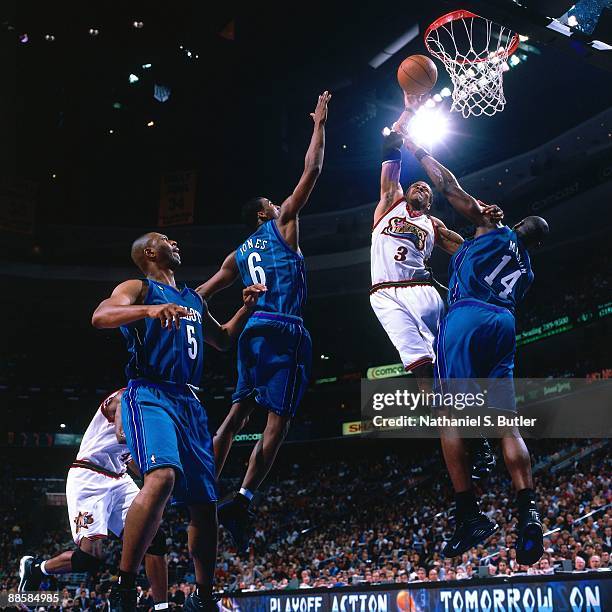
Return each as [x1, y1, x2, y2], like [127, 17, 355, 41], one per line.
[424, 9, 520, 65]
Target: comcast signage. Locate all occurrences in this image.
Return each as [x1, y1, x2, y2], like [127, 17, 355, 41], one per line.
[367, 363, 410, 380]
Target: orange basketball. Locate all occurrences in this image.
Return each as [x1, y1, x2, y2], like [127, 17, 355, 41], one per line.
[397, 54, 438, 96]
[396, 590, 417, 611]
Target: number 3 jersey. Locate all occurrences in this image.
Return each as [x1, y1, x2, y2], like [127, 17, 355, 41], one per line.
[120, 280, 204, 386]
[371, 197, 436, 288]
[448, 225, 534, 314]
[235, 220, 307, 317]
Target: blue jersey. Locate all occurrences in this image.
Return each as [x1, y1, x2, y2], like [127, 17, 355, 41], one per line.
[448, 226, 533, 314]
[121, 281, 204, 386]
[235, 220, 307, 317]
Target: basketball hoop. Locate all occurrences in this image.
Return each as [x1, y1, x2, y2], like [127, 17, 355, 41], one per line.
[425, 10, 520, 118]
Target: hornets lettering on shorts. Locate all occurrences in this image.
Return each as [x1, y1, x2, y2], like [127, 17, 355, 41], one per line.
[120, 280, 217, 505]
[436, 227, 534, 411]
[233, 219, 312, 417]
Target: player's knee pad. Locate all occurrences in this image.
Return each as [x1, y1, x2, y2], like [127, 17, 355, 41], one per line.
[146, 528, 166, 556]
[71, 548, 103, 573]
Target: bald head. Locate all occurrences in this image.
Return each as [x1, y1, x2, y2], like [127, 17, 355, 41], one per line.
[513, 216, 549, 250]
[131, 232, 159, 272]
[131, 232, 181, 273]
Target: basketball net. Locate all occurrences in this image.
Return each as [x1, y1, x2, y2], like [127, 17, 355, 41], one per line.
[425, 11, 519, 118]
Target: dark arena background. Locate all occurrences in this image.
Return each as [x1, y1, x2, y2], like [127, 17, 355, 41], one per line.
[1, 0, 612, 610]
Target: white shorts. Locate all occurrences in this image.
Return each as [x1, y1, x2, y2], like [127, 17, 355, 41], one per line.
[66, 467, 140, 544]
[370, 284, 445, 370]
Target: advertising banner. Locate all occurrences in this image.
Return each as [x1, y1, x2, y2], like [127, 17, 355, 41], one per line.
[220, 575, 611, 611]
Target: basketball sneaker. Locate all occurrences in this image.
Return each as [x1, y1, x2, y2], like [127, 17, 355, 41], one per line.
[517, 506, 544, 566]
[218, 492, 255, 552]
[18, 556, 43, 592]
[108, 585, 137, 612]
[442, 512, 498, 558]
[470, 437, 496, 480]
[184, 592, 219, 612]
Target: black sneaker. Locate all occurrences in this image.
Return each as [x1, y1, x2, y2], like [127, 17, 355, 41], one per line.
[517, 507, 544, 566]
[470, 437, 496, 480]
[184, 592, 219, 612]
[218, 492, 255, 552]
[18, 555, 43, 592]
[442, 512, 498, 558]
[108, 585, 137, 612]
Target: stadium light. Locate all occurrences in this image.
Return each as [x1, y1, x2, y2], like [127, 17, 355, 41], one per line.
[142, 63, 152, 69]
[440, 87, 452, 98]
[433, 93, 442, 103]
[519, 34, 529, 42]
[129, 73, 139, 84]
[509, 55, 521, 67]
[567, 15, 578, 27]
[60, 423, 66, 429]
[382, 127, 391, 136]
[409, 108, 449, 148]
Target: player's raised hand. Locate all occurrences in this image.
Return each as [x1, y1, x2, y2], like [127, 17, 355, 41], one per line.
[404, 92, 425, 114]
[242, 284, 267, 310]
[481, 203, 505, 222]
[310, 91, 332, 125]
[147, 303, 189, 330]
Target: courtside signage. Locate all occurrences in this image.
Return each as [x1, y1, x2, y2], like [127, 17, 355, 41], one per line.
[367, 363, 409, 380]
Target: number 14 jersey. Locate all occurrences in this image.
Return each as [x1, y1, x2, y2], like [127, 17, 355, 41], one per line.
[448, 225, 534, 314]
[235, 220, 307, 317]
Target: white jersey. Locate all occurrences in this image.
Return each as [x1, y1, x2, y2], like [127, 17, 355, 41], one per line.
[371, 198, 436, 288]
[75, 404, 131, 476]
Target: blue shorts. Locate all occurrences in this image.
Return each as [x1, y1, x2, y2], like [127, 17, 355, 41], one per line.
[435, 299, 517, 411]
[232, 312, 312, 418]
[122, 379, 217, 505]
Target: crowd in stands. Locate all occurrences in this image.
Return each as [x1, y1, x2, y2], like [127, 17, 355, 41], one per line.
[1, 440, 610, 609]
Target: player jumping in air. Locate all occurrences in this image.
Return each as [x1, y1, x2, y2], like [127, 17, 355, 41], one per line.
[373, 93, 499, 478]
[196, 91, 331, 550]
[19, 390, 168, 608]
[91, 233, 264, 612]
[399, 125, 548, 564]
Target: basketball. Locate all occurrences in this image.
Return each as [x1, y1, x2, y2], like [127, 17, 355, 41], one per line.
[397, 54, 438, 96]
[396, 590, 417, 611]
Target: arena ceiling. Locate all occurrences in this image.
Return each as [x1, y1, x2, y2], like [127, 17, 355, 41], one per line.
[1, 0, 611, 233]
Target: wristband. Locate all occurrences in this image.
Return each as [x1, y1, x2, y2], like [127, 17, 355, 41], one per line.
[414, 147, 430, 162]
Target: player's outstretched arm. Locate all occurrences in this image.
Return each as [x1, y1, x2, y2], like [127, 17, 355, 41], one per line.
[92, 280, 188, 329]
[203, 284, 266, 351]
[277, 91, 331, 227]
[374, 131, 404, 225]
[195, 251, 239, 300]
[401, 135, 495, 228]
[374, 95, 423, 225]
[431, 216, 465, 255]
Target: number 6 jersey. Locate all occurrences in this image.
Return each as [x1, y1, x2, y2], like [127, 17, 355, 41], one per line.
[235, 219, 307, 317]
[448, 225, 534, 313]
[371, 197, 436, 289]
[120, 280, 205, 386]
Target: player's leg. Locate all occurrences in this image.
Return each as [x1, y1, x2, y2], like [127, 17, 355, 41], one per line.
[183, 503, 218, 611]
[213, 399, 257, 478]
[489, 316, 543, 565]
[19, 537, 105, 591]
[115, 383, 184, 610]
[500, 429, 542, 565]
[110, 475, 169, 608]
[435, 305, 498, 558]
[219, 320, 311, 551]
[144, 552, 169, 606]
[119, 468, 175, 573]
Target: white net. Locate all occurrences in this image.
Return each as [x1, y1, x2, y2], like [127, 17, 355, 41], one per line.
[425, 11, 519, 118]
